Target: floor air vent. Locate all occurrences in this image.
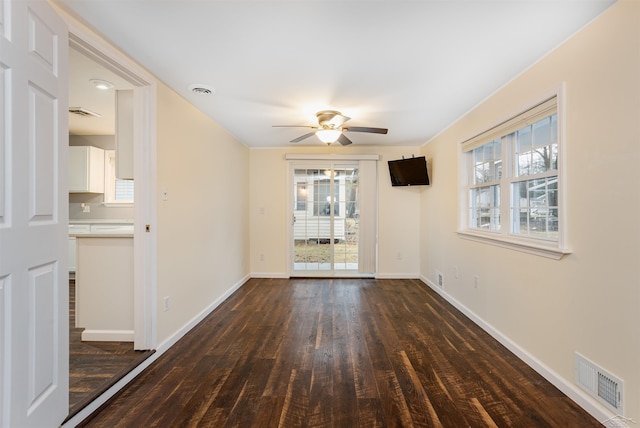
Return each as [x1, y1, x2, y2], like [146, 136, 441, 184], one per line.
[575, 352, 623, 413]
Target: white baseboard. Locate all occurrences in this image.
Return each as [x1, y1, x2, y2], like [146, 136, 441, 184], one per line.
[81, 329, 134, 342]
[375, 273, 420, 279]
[251, 273, 423, 280]
[250, 272, 289, 279]
[62, 274, 251, 428]
[418, 274, 616, 425]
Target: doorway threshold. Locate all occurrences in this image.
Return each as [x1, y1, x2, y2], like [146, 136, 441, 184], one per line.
[65, 348, 154, 423]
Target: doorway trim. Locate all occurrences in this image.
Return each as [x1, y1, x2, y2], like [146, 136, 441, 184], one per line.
[59, 9, 158, 350]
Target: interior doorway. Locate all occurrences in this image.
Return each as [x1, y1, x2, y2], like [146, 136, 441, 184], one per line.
[67, 44, 152, 417]
[64, 20, 157, 419]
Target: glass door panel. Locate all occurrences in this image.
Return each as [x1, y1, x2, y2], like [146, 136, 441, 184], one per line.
[292, 164, 359, 275]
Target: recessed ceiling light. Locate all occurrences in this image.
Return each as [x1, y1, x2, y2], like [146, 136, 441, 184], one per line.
[90, 79, 114, 90]
[188, 84, 215, 96]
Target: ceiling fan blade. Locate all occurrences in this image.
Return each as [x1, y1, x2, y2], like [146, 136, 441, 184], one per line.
[344, 126, 388, 134]
[290, 132, 316, 143]
[337, 133, 353, 146]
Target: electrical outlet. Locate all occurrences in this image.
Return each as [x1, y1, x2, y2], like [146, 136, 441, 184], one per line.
[436, 270, 444, 288]
[453, 266, 459, 279]
[396, 251, 402, 260]
[260, 253, 264, 262]
[163, 296, 170, 312]
[474, 275, 480, 289]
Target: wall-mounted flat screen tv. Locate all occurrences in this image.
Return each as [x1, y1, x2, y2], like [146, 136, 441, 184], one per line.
[388, 156, 430, 186]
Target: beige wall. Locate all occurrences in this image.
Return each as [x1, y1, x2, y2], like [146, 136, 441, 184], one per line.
[156, 82, 250, 342]
[420, 0, 640, 421]
[249, 145, 423, 277]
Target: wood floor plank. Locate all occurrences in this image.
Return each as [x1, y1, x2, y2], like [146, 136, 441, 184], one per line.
[80, 278, 603, 427]
[278, 369, 312, 427]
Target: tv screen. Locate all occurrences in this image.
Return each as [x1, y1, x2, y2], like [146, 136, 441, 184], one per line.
[388, 156, 430, 186]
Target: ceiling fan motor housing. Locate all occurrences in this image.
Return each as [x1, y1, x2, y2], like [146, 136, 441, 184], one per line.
[317, 110, 349, 129]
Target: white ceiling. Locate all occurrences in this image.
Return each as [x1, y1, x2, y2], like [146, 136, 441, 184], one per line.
[60, 0, 616, 147]
[68, 47, 133, 135]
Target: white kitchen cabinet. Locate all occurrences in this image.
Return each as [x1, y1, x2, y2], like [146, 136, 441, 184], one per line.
[76, 236, 134, 342]
[69, 145, 105, 193]
[115, 90, 134, 180]
[68, 224, 90, 273]
[68, 237, 76, 272]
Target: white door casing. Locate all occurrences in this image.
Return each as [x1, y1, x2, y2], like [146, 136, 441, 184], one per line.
[0, 0, 69, 426]
[64, 21, 157, 352]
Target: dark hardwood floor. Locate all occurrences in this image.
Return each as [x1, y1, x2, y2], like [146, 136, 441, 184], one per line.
[68, 280, 153, 420]
[80, 278, 602, 427]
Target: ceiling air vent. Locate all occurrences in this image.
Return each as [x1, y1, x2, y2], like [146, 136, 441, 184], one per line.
[188, 84, 215, 96]
[69, 107, 102, 118]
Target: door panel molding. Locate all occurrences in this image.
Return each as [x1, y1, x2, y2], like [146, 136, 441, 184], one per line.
[28, 82, 57, 223]
[27, 262, 57, 411]
[0, 64, 6, 225]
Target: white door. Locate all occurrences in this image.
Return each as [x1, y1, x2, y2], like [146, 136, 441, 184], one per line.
[0, 0, 69, 426]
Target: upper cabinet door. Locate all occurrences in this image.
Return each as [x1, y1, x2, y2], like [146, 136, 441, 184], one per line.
[0, 0, 70, 426]
[69, 146, 105, 193]
[115, 89, 134, 180]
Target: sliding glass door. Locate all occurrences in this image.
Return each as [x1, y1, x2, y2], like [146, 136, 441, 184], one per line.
[291, 163, 360, 275]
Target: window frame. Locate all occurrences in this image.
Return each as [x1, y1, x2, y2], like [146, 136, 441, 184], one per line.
[457, 88, 570, 260]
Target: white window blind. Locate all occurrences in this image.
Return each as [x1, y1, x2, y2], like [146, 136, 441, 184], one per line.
[115, 179, 135, 201]
[104, 150, 134, 204]
[462, 97, 557, 153]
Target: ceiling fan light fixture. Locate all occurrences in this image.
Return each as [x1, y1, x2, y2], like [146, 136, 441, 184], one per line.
[316, 129, 342, 144]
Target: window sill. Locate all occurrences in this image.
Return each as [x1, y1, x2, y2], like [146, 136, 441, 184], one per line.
[102, 202, 134, 208]
[457, 230, 571, 260]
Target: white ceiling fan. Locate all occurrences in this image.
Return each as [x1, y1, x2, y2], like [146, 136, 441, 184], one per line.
[274, 110, 388, 145]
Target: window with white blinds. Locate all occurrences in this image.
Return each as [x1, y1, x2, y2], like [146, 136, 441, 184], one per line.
[458, 92, 569, 259]
[115, 179, 135, 202]
[104, 150, 134, 204]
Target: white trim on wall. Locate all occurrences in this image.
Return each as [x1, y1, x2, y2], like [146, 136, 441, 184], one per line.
[285, 154, 380, 161]
[81, 330, 135, 342]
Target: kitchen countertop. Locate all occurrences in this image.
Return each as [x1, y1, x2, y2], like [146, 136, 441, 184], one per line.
[71, 233, 134, 238]
[69, 221, 134, 238]
[69, 219, 134, 224]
